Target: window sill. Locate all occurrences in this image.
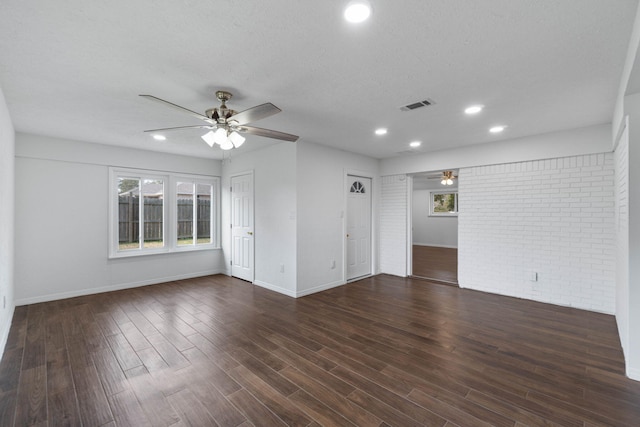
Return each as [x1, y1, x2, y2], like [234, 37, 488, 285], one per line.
[109, 245, 221, 259]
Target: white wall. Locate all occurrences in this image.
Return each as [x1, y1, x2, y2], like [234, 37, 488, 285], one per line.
[0, 87, 15, 357]
[412, 186, 458, 248]
[382, 124, 611, 176]
[296, 142, 379, 296]
[381, 126, 616, 286]
[220, 141, 379, 298]
[379, 124, 619, 315]
[458, 154, 616, 313]
[623, 93, 640, 380]
[221, 142, 298, 296]
[615, 117, 630, 368]
[15, 133, 224, 304]
[612, 3, 640, 382]
[612, 2, 640, 145]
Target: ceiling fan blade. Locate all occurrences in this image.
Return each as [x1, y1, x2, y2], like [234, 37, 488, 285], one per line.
[143, 125, 213, 133]
[229, 103, 281, 125]
[139, 94, 214, 124]
[241, 125, 299, 142]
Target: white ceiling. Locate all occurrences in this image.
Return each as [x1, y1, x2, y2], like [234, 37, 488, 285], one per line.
[0, 0, 637, 160]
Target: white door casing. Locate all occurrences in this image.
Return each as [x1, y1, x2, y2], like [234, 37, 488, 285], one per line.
[231, 173, 254, 282]
[347, 176, 372, 280]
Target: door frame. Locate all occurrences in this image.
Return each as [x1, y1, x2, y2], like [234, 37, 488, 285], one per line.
[343, 170, 376, 282]
[230, 170, 255, 283]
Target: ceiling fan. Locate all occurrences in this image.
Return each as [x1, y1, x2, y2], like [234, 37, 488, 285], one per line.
[439, 170, 456, 185]
[421, 170, 458, 185]
[139, 90, 299, 150]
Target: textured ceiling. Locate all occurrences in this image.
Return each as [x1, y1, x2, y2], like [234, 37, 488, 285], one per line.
[0, 0, 637, 160]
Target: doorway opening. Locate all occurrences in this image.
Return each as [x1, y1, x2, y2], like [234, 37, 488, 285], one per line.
[410, 171, 459, 285]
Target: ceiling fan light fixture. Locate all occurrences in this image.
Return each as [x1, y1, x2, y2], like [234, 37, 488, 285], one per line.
[213, 127, 228, 145]
[441, 170, 455, 186]
[229, 131, 246, 148]
[219, 139, 234, 150]
[201, 130, 217, 147]
[344, 0, 371, 23]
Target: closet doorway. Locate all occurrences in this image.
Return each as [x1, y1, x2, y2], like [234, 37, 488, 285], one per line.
[411, 171, 458, 285]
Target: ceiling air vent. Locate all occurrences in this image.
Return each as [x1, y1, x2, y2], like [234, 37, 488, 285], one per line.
[400, 98, 435, 111]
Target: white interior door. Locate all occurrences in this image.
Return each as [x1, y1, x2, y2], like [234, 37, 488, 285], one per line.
[231, 173, 254, 282]
[347, 176, 372, 280]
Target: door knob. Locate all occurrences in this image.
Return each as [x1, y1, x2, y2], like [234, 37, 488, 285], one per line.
[247, 231, 253, 235]
[346, 234, 350, 238]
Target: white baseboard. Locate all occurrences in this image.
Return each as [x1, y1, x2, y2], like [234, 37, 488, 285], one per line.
[14, 269, 225, 306]
[296, 280, 345, 298]
[413, 242, 458, 249]
[458, 281, 614, 315]
[253, 279, 347, 298]
[379, 270, 408, 278]
[0, 304, 16, 363]
[253, 280, 296, 298]
[628, 366, 640, 382]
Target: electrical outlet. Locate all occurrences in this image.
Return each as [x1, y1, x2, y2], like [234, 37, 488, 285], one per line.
[331, 260, 336, 270]
[530, 271, 538, 282]
[280, 264, 284, 273]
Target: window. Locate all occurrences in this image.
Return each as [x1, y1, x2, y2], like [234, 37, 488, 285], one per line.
[116, 174, 167, 252]
[176, 180, 214, 247]
[430, 191, 458, 216]
[350, 181, 366, 193]
[109, 168, 219, 257]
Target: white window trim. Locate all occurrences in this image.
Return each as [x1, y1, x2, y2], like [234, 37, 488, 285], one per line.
[109, 167, 220, 258]
[429, 190, 459, 217]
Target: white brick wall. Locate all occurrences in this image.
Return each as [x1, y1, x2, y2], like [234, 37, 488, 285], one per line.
[459, 153, 616, 313]
[379, 175, 408, 276]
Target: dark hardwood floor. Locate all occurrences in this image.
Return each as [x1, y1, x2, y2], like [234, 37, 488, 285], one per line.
[1, 274, 639, 426]
[413, 245, 458, 284]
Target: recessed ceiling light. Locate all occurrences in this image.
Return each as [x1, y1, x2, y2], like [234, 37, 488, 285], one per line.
[375, 128, 387, 135]
[489, 125, 506, 134]
[409, 141, 421, 148]
[464, 105, 484, 115]
[344, 1, 371, 23]
[153, 134, 166, 141]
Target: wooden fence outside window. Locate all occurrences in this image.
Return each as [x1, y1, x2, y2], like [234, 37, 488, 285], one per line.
[118, 196, 211, 243]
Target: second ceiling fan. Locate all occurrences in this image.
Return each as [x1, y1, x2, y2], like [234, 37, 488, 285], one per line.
[140, 90, 299, 150]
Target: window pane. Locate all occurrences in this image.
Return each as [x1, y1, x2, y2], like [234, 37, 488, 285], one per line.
[177, 181, 194, 246]
[433, 192, 458, 214]
[118, 177, 140, 250]
[196, 183, 212, 244]
[143, 179, 164, 248]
